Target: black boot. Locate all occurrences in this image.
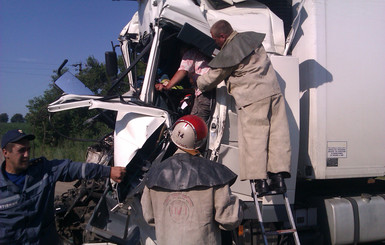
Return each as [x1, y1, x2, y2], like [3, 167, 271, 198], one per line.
[269, 173, 287, 194]
[254, 179, 269, 196]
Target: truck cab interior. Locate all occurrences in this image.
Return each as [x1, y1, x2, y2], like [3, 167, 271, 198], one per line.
[116, 21, 217, 125]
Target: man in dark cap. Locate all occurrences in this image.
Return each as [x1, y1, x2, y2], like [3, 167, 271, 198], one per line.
[0, 129, 126, 244]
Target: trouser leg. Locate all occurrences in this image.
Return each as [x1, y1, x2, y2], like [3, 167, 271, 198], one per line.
[267, 94, 291, 176]
[191, 91, 214, 123]
[238, 98, 271, 180]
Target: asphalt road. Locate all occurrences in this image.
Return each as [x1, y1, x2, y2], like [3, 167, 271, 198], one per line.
[55, 181, 77, 196]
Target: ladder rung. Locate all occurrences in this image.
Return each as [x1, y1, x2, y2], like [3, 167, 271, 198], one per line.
[250, 181, 301, 245]
[265, 229, 297, 236]
[253, 190, 287, 198]
[259, 190, 283, 196]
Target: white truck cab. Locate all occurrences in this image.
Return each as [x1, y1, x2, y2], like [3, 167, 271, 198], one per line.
[49, 0, 385, 244]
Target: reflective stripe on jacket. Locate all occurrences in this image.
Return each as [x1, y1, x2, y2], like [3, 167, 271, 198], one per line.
[0, 157, 110, 244]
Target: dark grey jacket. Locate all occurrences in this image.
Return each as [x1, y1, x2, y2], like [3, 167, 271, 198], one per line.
[0, 157, 110, 244]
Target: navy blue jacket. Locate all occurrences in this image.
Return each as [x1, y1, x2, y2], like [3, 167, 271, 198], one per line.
[0, 157, 111, 244]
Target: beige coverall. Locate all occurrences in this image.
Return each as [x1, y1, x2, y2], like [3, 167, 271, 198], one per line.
[141, 184, 242, 245]
[197, 31, 291, 180]
[141, 152, 243, 245]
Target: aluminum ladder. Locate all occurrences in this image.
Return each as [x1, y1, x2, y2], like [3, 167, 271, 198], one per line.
[250, 180, 301, 245]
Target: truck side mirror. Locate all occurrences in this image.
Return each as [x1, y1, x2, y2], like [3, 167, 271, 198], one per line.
[105, 51, 118, 78]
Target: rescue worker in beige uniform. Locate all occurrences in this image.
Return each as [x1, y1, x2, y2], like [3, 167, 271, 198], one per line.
[141, 115, 243, 245]
[197, 20, 291, 195]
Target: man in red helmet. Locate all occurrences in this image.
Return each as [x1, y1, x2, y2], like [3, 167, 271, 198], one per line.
[141, 115, 243, 245]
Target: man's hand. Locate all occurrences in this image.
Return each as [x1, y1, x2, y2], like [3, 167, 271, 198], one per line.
[155, 83, 166, 91]
[110, 166, 126, 183]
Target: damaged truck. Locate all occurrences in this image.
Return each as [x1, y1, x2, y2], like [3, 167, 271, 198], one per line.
[49, 0, 385, 244]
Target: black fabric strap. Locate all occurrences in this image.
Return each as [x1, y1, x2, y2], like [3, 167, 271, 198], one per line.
[344, 197, 360, 245]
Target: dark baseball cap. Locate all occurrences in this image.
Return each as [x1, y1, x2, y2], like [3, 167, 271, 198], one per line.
[1, 129, 35, 149]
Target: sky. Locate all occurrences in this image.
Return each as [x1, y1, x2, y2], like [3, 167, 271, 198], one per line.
[0, 0, 138, 118]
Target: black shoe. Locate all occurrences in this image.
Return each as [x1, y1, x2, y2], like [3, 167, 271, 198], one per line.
[269, 173, 287, 194]
[254, 179, 269, 196]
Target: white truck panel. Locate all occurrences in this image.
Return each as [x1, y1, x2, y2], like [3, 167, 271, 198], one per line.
[293, 0, 385, 179]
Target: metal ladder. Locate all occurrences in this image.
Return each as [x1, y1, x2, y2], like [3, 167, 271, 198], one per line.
[250, 180, 301, 245]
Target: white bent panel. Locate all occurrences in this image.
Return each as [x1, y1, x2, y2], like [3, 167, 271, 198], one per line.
[114, 111, 166, 167]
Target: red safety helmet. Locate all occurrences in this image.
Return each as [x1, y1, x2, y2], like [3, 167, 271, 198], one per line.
[171, 115, 208, 151]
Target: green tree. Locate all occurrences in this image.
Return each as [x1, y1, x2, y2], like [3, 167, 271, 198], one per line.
[25, 56, 117, 151]
[0, 113, 8, 123]
[77, 56, 109, 95]
[10, 113, 25, 123]
[25, 84, 63, 149]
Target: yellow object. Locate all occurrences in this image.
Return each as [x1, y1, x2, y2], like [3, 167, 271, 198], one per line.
[160, 79, 170, 85]
[160, 78, 183, 89]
